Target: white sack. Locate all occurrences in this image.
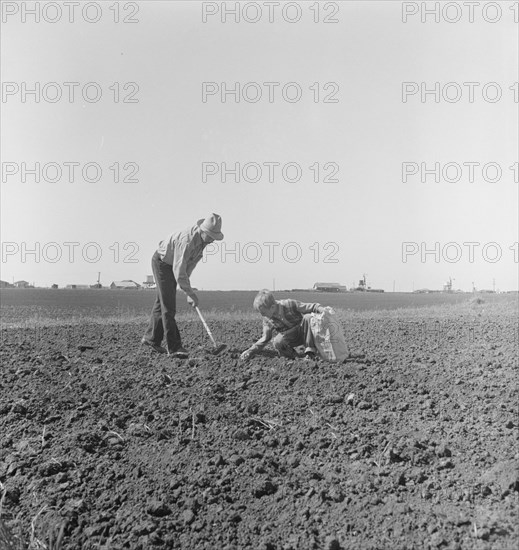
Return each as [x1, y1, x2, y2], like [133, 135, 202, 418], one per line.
[310, 307, 349, 363]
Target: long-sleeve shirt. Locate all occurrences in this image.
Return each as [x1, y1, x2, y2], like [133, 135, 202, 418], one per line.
[250, 299, 322, 351]
[157, 223, 205, 298]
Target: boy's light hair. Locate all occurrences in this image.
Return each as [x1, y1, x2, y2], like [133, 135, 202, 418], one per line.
[253, 289, 275, 311]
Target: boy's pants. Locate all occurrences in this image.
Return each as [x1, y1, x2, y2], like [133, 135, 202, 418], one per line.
[272, 314, 315, 358]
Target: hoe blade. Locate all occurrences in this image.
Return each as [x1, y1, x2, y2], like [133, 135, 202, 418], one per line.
[211, 343, 227, 356]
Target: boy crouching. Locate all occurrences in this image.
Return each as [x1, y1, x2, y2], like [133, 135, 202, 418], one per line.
[240, 289, 326, 361]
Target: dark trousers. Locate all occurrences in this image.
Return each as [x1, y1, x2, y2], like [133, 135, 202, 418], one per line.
[143, 251, 182, 352]
[272, 314, 315, 358]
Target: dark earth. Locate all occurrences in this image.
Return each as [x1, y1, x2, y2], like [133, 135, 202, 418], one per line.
[1, 304, 518, 549]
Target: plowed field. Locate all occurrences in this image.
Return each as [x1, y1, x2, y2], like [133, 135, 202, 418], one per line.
[1, 297, 518, 550]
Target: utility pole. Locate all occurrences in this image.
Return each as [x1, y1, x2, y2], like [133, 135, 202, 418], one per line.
[393, 280, 395, 292]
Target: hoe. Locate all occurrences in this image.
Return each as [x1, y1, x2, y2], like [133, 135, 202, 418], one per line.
[195, 306, 227, 355]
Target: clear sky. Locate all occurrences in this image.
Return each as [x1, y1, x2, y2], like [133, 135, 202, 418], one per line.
[1, 0, 517, 292]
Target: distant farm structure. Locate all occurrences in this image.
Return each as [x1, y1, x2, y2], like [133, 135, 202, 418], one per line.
[14, 280, 31, 288]
[353, 275, 384, 293]
[91, 272, 102, 289]
[443, 277, 454, 292]
[66, 284, 90, 289]
[0, 280, 14, 288]
[313, 282, 347, 292]
[142, 275, 156, 289]
[442, 277, 465, 293]
[110, 280, 142, 290]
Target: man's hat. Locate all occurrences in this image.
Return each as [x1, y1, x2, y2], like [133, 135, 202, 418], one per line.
[198, 213, 224, 240]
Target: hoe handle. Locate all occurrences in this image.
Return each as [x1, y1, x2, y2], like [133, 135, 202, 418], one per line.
[195, 306, 218, 348]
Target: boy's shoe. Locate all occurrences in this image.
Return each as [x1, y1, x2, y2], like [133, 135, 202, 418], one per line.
[304, 347, 317, 360]
[294, 345, 306, 356]
[141, 338, 167, 354]
[169, 346, 189, 359]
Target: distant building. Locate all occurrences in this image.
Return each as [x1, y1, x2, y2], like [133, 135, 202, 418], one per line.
[353, 275, 384, 292]
[443, 278, 454, 292]
[142, 275, 156, 289]
[14, 280, 30, 288]
[65, 284, 90, 289]
[0, 280, 14, 288]
[110, 280, 142, 289]
[313, 282, 347, 292]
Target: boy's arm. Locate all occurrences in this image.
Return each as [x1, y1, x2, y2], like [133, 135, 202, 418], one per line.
[241, 321, 273, 360]
[294, 300, 325, 315]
